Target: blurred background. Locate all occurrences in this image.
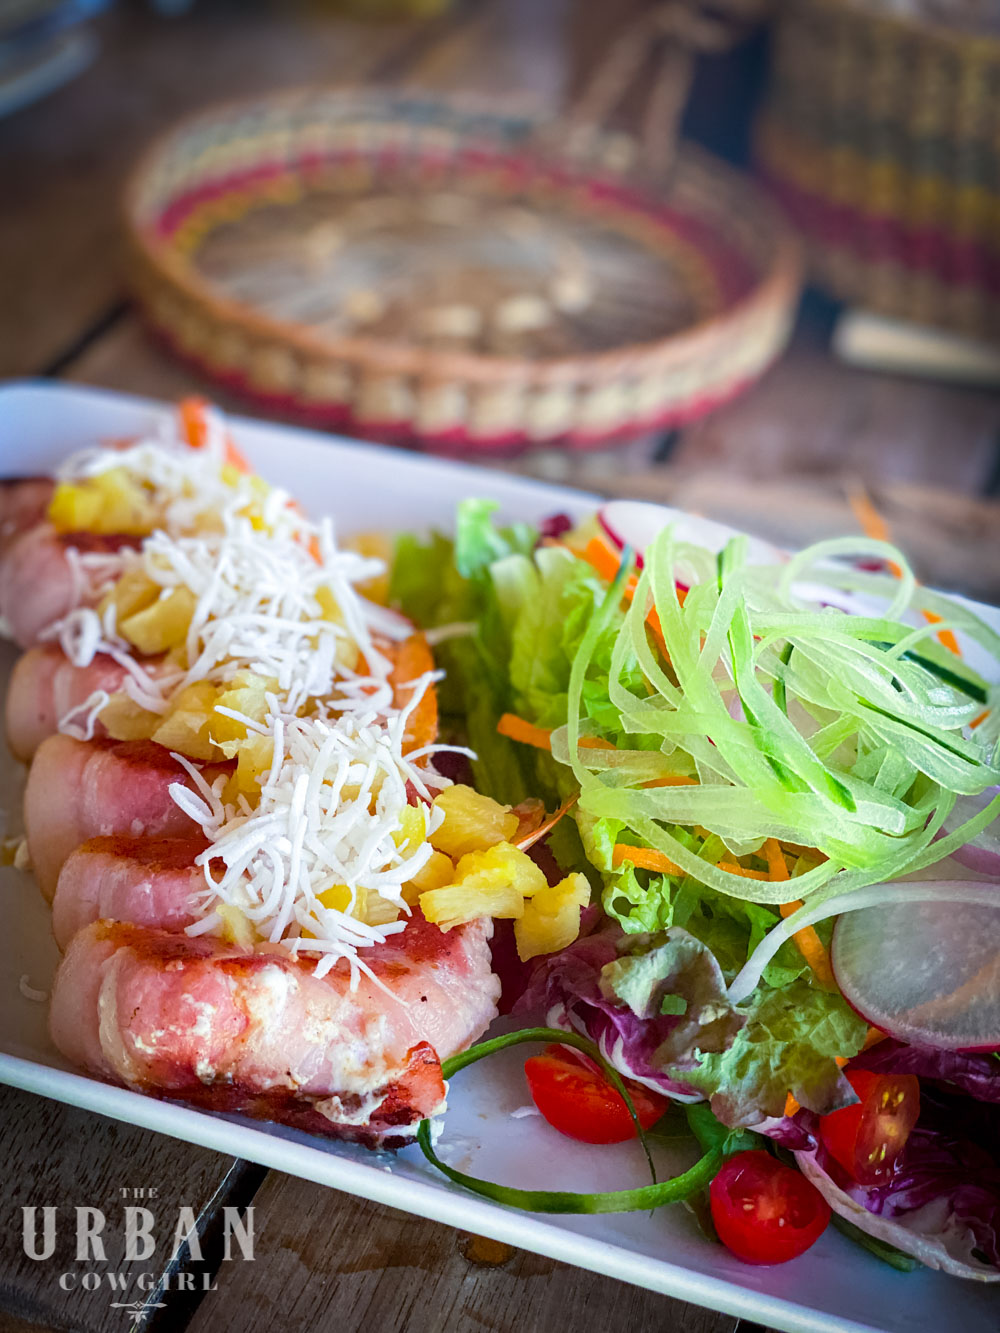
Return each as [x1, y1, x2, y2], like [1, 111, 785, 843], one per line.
[2, 0, 999, 600]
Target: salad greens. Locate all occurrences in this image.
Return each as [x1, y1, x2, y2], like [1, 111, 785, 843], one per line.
[392, 500, 1000, 1132]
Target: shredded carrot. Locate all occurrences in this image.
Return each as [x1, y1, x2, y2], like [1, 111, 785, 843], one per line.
[178, 396, 252, 473]
[862, 1026, 887, 1051]
[615, 843, 782, 884]
[583, 535, 638, 597]
[763, 838, 789, 880]
[497, 713, 616, 753]
[920, 608, 961, 658]
[579, 535, 671, 661]
[386, 632, 438, 759]
[715, 861, 773, 881]
[848, 481, 960, 656]
[784, 1094, 800, 1118]
[642, 774, 699, 788]
[779, 897, 837, 991]
[179, 396, 211, 450]
[497, 713, 554, 751]
[971, 710, 990, 729]
[516, 794, 579, 853]
[612, 844, 683, 876]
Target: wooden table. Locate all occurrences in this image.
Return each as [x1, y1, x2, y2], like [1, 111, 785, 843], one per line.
[1, 3, 998, 1330]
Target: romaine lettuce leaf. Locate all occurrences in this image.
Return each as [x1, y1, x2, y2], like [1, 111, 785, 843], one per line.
[680, 979, 867, 1125]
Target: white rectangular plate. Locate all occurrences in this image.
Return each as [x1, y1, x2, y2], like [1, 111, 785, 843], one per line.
[1, 381, 997, 1333]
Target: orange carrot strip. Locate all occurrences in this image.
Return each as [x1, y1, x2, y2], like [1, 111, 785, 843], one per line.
[763, 837, 789, 880]
[642, 775, 699, 788]
[387, 632, 438, 759]
[716, 861, 773, 881]
[178, 396, 252, 473]
[920, 609, 961, 658]
[497, 713, 616, 753]
[614, 844, 779, 884]
[583, 535, 638, 597]
[179, 397, 211, 450]
[497, 713, 553, 751]
[612, 844, 683, 876]
[516, 794, 579, 853]
[779, 897, 836, 990]
[770, 841, 839, 989]
[578, 535, 674, 665]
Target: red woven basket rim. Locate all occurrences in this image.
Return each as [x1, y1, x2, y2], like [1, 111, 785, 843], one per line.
[122, 88, 803, 390]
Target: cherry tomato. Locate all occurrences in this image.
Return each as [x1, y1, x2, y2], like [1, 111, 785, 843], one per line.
[523, 1044, 669, 1144]
[710, 1150, 831, 1265]
[819, 1069, 920, 1186]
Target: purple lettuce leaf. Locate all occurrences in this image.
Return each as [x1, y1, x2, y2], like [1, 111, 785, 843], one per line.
[851, 1039, 1000, 1105]
[801, 1082, 1000, 1276]
[515, 925, 743, 1098]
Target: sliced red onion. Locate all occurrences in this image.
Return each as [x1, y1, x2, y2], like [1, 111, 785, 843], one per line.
[831, 885, 1000, 1052]
[941, 787, 1000, 877]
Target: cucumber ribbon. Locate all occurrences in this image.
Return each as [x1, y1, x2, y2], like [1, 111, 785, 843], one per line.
[416, 1026, 746, 1215]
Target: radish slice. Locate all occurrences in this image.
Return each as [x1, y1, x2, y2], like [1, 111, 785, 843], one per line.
[598, 501, 779, 567]
[831, 889, 1000, 1051]
[941, 787, 1000, 877]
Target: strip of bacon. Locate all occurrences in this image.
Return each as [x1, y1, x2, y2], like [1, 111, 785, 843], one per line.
[0, 478, 54, 552]
[24, 736, 222, 902]
[0, 525, 137, 648]
[52, 835, 209, 950]
[49, 913, 500, 1147]
[6, 645, 130, 762]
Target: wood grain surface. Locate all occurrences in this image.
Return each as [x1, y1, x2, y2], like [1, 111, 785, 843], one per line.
[0, 1083, 263, 1332]
[183, 1171, 739, 1333]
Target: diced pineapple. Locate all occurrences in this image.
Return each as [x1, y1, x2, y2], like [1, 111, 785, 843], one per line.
[210, 672, 276, 751]
[429, 785, 519, 858]
[514, 872, 591, 962]
[392, 804, 427, 853]
[98, 568, 160, 623]
[99, 691, 160, 741]
[344, 532, 391, 604]
[48, 482, 103, 533]
[364, 891, 400, 927]
[301, 884, 354, 939]
[317, 884, 355, 913]
[151, 681, 221, 761]
[420, 881, 524, 931]
[419, 841, 546, 931]
[48, 467, 157, 536]
[402, 849, 454, 905]
[218, 904, 257, 948]
[303, 883, 400, 933]
[315, 585, 342, 623]
[120, 587, 198, 656]
[233, 733, 274, 798]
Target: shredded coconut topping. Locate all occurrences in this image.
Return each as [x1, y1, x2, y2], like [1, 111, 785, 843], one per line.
[173, 688, 450, 985]
[42, 405, 459, 977]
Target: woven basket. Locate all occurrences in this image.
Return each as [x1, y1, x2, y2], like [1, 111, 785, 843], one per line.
[124, 80, 800, 452]
[756, 0, 1000, 341]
